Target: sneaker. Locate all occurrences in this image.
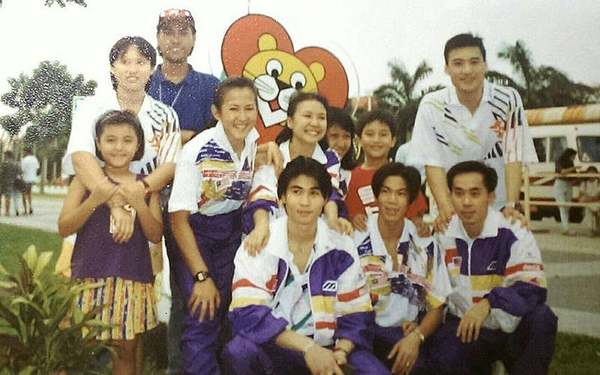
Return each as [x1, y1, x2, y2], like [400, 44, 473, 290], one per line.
[15, 212, 19, 217]
[29, 209, 33, 215]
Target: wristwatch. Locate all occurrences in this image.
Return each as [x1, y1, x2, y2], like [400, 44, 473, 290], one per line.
[194, 270, 210, 283]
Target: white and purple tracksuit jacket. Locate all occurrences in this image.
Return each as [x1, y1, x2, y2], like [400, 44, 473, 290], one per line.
[438, 210, 548, 333]
[229, 217, 375, 350]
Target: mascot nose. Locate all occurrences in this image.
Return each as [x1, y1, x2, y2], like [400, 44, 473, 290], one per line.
[276, 78, 292, 91]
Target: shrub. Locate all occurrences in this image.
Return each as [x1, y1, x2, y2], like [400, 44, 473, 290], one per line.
[0, 246, 109, 374]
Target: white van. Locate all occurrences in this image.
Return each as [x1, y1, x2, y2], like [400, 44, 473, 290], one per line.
[526, 104, 600, 221]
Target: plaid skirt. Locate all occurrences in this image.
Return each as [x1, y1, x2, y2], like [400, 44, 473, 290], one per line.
[76, 277, 158, 341]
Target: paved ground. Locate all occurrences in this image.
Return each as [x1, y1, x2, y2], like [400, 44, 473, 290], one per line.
[1, 194, 599, 337]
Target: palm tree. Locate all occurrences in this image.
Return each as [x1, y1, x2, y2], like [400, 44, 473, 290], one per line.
[373, 61, 443, 143]
[487, 40, 596, 108]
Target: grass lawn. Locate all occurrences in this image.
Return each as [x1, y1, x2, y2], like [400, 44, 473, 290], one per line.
[1, 224, 599, 373]
[0, 223, 63, 272]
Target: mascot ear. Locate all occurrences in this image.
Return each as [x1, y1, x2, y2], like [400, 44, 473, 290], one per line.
[296, 47, 349, 108]
[309, 62, 325, 82]
[221, 14, 294, 76]
[258, 34, 277, 51]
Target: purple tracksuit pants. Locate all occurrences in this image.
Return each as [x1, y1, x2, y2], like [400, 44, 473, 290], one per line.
[224, 335, 391, 375]
[171, 209, 243, 375]
[373, 324, 429, 374]
[425, 304, 558, 375]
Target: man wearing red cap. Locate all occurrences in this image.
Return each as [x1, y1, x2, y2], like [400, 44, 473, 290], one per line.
[148, 8, 219, 375]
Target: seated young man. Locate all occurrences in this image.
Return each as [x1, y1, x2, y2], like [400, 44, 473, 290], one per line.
[428, 161, 557, 375]
[354, 163, 451, 374]
[226, 156, 389, 375]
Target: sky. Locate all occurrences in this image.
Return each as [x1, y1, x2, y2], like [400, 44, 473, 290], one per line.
[1, 0, 600, 119]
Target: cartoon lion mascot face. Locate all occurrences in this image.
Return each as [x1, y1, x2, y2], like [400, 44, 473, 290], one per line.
[221, 14, 349, 142]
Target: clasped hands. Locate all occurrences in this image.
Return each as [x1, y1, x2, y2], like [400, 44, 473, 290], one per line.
[93, 177, 149, 243]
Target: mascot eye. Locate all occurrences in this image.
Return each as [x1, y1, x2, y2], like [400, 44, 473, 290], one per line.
[266, 59, 283, 78]
[290, 72, 307, 89]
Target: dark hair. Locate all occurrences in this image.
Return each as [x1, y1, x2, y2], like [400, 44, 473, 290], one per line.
[558, 148, 577, 162]
[356, 109, 397, 138]
[372, 162, 421, 204]
[277, 156, 332, 200]
[94, 110, 145, 162]
[24, 148, 33, 155]
[202, 76, 257, 129]
[444, 33, 486, 64]
[586, 166, 598, 174]
[446, 161, 497, 192]
[326, 107, 356, 170]
[214, 76, 257, 111]
[276, 92, 329, 145]
[109, 36, 157, 91]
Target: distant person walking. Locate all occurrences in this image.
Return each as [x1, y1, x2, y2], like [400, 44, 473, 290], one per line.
[20, 148, 40, 215]
[578, 166, 600, 235]
[554, 148, 578, 235]
[0, 151, 22, 216]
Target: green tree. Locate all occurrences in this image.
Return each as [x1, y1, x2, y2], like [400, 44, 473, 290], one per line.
[1, 60, 96, 146]
[1, 61, 96, 186]
[44, 0, 87, 7]
[487, 40, 597, 108]
[0, 0, 87, 6]
[373, 61, 443, 142]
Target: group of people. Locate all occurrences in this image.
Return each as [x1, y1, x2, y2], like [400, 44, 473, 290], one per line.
[57, 8, 558, 375]
[0, 148, 40, 216]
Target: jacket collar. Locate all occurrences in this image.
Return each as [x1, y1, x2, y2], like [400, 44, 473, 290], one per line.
[447, 79, 492, 108]
[108, 91, 153, 115]
[213, 121, 259, 160]
[153, 64, 196, 86]
[445, 208, 501, 241]
[366, 214, 411, 256]
[279, 140, 327, 165]
[265, 216, 331, 262]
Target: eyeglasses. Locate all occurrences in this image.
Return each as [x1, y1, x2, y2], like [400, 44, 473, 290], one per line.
[159, 9, 192, 18]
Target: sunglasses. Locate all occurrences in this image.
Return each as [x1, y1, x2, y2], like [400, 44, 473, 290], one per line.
[160, 9, 192, 18]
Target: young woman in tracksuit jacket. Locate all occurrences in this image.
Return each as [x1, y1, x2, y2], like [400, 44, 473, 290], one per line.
[242, 92, 352, 256]
[168, 77, 274, 375]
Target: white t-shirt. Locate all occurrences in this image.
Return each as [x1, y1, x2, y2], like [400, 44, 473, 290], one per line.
[21, 155, 40, 183]
[407, 80, 537, 209]
[168, 122, 258, 216]
[395, 141, 425, 183]
[274, 249, 315, 336]
[63, 91, 181, 176]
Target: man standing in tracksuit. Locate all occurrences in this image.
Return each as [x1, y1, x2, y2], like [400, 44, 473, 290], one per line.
[427, 160, 557, 374]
